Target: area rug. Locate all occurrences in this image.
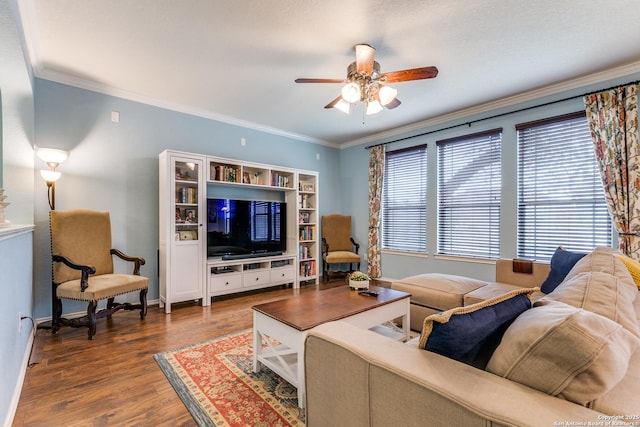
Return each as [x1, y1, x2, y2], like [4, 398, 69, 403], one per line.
[154, 329, 305, 427]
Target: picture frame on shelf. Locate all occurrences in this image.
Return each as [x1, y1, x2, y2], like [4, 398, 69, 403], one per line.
[185, 208, 197, 223]
[301, 183, 315, 192]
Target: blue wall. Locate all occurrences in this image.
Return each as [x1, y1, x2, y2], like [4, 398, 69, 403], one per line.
[33, 79, 343, 318]
[1, 0, 36, 424]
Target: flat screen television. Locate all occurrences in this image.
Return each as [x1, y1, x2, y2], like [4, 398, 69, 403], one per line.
[207, 198, 286, 258]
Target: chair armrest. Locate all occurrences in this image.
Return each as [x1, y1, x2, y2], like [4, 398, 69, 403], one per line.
[110, 249, 146, 275]
[52, 254, 96, 291]
[322, 238, 329, 255]
[350, 237, 360, 254]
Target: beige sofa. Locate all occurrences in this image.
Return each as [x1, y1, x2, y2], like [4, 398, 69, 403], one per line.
[304, 248, 640, 426]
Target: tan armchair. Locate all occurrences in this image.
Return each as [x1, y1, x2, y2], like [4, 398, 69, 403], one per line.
[49, 209, 149, 339]
[321, 214, 361, 281]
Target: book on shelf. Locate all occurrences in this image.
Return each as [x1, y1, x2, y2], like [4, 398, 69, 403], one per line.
[176, 187, 197, 204]
[298, 245, 311, 260]
[300, 260, 316, 277]
[299, 194, 313, 209]
[299, 225, 315, 241]
[212, 164, 241, 182]
[271, 172, 290, 188]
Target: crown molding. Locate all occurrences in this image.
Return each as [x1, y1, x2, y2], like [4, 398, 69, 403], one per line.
[34, 68, 340, 147]
[340, 61, 640, 149]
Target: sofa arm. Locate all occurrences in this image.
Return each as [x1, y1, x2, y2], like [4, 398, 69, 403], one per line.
[495, 259, 550, 287]
[305, 321, 605, 427]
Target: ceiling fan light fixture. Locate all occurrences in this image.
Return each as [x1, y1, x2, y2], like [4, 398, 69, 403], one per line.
[341, 82, 361, 103]
[379, 85, 398, 106]
[366, 99, 383, 115]
[334, 98, 351, 114]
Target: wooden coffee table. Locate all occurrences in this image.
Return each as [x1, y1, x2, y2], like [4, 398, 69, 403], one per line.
[252, 285, 411, 407]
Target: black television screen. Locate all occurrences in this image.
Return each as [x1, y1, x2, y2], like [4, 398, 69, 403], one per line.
[207, 198, 286, 258]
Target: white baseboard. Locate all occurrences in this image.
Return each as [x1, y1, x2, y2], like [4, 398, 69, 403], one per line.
[4, 325, 36, 427]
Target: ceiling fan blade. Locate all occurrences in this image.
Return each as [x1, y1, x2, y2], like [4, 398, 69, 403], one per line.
[355, 44, 375, 74]
[324, 95, 343, 109]
[295, 78, 344, 83]
[381, 66, 439, 83]
[385, 98, 402, 109]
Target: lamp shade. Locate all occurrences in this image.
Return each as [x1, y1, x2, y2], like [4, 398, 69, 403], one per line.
[366, 100, 383, 115]
[379, 85, 398, 106]
[341, 82, 361, 103]
[36, 148, 69, 165]
[334, 98, 351, 114]
[40, 169, 61, 183]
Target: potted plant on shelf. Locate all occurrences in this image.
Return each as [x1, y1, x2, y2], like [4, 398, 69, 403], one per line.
[348, 271, 370, 290]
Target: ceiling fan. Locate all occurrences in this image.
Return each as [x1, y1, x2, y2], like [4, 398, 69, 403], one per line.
[295, 44, 438, 115]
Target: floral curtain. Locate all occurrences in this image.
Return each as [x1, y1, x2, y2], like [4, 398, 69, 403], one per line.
[367, 145, 385, 277]
[584, 84, 640, 258]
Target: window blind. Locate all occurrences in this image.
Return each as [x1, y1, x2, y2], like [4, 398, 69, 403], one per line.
[382, 145, 427, 252]
[437, 129, 502, 258]
[517, 112, 611, 261]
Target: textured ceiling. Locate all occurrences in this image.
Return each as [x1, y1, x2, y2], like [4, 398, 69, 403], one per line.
[18, 0, 640, 146]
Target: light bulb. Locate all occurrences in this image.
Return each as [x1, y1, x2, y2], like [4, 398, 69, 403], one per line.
[341, 82, 361, 103]
[379, 85, 398, 106]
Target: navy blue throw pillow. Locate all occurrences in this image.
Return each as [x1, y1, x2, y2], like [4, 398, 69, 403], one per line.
[540, 247, 586, 294]
[418, 288, 535, 369]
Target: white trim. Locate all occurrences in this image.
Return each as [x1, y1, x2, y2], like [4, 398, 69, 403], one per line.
[34, 69, 339, 148]
[340, 61, 640, 149]
[4, 326, 35, 427]
[0, 225, 35, 243]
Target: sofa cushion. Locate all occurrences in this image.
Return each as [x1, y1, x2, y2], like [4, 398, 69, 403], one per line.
[614, 253, 640, 290]
[418, 287, 536, 369]
[391, 273, 487, 311]
[540, 247, 586, 294]
[537, 271, 640, 338]
[486, 301, 640, 406]
[464, 282, 545, 306]
[564, 246, 630, 283]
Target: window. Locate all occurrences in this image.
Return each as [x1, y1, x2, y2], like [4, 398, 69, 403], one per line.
[517, 112, 611, 261]
[437, 129, 502, 258]
[382, 145, 427, 252]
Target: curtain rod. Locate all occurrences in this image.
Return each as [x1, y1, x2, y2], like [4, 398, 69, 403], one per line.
[364, 79, 640, 150]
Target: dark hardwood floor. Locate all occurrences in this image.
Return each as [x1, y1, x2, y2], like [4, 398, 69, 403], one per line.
[13, 278, 385, 426]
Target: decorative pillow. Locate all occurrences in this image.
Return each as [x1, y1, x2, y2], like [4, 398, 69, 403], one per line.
[418, 288, 536, 369]
[536, 271, 640, 338]
[540, 247, 586, 294]
[614, 253, 640, 289]
[486, 301, 640, 406]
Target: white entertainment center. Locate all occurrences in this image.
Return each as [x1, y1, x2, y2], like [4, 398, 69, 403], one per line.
[159, 149, 319, 313]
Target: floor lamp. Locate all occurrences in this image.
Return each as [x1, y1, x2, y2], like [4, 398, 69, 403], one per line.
[36, 148, 69, 210]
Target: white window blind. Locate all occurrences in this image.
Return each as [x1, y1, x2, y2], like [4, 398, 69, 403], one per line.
[382, 145, 427, 252]
[437, 129, 502, 258]
[517, 112, 612, 261]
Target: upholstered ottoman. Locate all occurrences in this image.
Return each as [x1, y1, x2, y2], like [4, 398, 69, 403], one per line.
[391, 274, 488, 331]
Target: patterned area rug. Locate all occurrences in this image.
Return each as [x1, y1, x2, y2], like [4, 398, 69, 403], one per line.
[154, 329, 305, 426]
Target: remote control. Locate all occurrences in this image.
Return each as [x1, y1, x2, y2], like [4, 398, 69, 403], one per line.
[359, 290, 378, 297]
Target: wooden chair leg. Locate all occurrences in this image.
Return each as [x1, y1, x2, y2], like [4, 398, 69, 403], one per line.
[52, 296, 62, 334]
[87, 300, 98, 340]
[139, 288, 148, 319]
